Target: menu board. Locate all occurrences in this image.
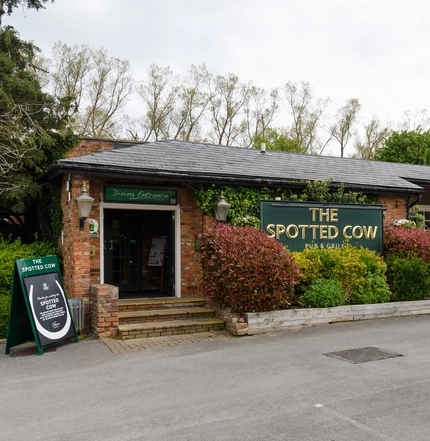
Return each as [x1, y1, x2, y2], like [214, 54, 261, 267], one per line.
[148, 235, 167, 267]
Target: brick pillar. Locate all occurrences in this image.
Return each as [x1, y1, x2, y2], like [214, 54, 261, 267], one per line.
[215, 306, 248, 336]
[90, 284, 119, 338]
[60, 175, 96, 332]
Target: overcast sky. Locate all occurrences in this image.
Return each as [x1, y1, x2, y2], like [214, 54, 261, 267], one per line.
[5, 0, 430, 148]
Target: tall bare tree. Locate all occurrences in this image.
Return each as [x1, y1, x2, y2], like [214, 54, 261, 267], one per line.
[353, 118, 392, 160]
[242, 86, 280, 148]
[205, 72, 251, 146]
[284, 81, 330, 154]
[50, 42, 92, 114]
[168, 64, 211, 141]
[129, 64, 178, 141]
[398, 109, 430, 133]
[81, 49, 133, 138]
[328, 98, 361, 157]
[48, 43, 133, 138]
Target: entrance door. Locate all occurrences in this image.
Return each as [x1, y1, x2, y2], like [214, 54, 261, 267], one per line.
[104, 210, 143, 293]
[104, 209, 175, 297]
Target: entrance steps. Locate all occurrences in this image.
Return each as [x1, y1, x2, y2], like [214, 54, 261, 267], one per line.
[117, 297, 225, 340]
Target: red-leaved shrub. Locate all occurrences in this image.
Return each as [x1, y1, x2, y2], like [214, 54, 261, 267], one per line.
[384, 226, 430, 262]
[199, 223, 301, 314]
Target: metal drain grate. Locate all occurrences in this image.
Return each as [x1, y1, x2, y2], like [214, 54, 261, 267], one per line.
[324, 346, 404, 364]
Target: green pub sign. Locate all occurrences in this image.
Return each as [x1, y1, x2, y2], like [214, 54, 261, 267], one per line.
[260, 201, 385, 253]
[5, 255, 78, 355]
[105, 186, 177, 205]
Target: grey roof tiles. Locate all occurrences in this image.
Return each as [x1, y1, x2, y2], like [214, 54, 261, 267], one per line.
[51, 140, 430, 194]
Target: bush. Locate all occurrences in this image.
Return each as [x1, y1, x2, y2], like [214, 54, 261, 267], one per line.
[0, 237, 58, 297]
[0, 237, 58, 338]
[384, 226, 430, 262]
[0, 295, 10, 340]
[350, 275, 391, 304]
[199, 223, 301, 314]
[386, 254, 430, 302]
[293, 245, 388, 303]
[299, 278, 345, 308]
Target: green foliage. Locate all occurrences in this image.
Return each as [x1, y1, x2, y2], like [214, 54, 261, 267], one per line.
[291, 179, 372, 204]
[293, 245, 388, 304]
[253, 128, 306, 153]
[194, 179, 375, 228]
[299, 278, 345, 308]
[199, 223, 301, 314]
[0, 237, 58, 338]
[408, 205, 425, 229]
[194, 184, 283, 228]
[0, 26, 77, 215]
[375, 130, 430, 165]
[0, 294, 10, 341]
[350, 275, 391, 305]
[0, 1, 54, 22]
[36, 184, 64, 244]
[0, 237, 58, 297]
[385, 254, 430, 302]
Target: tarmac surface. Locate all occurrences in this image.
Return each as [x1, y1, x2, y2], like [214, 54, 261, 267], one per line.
[1, 315, 430, 441]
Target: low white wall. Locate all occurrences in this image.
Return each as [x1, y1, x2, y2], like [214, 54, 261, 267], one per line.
[246, 300, 430, 335]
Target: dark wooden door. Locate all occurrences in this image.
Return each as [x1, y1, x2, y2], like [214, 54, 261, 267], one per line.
[104, 210, 143, 293]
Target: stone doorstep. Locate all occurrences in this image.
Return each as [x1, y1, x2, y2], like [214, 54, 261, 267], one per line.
[118, 297, 206, 311]
[118, 307, 216, 323]
[118, 318, 225, 339]
[118, 318, 225, 333]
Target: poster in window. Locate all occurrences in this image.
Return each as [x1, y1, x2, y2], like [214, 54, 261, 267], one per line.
[148, 235, 167, 267]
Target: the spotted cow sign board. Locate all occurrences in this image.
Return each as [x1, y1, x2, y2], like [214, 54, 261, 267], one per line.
[5, 255, 78, 355]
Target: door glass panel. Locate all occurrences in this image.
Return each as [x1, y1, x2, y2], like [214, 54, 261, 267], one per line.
[104, 209, 175, 298]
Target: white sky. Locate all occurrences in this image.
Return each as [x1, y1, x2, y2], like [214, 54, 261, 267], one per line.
[5, 0, 430, 152]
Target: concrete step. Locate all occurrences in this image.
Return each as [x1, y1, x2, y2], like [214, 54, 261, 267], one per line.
[118, 318, 226, 340]
[118, 307, 216, 325]
[119, 297, 206, 312]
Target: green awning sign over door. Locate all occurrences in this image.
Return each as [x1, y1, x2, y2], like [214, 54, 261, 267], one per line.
[260, 201, 385, 253]
[105, 187, 177, 205]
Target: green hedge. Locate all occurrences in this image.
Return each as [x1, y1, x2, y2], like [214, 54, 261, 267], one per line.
[293, 245, 391, 307]
[300, 278, 345, 308]
[386, 254, 430, 302]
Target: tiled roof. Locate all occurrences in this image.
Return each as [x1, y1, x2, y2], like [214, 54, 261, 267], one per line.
[50, 140, 430, 194]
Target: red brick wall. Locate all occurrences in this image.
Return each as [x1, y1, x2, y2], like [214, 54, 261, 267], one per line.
[67, 138, 114, 158]
[59, 175, 212, 305]
[60, 176, 95, 299]
[179, 184, 215, 297]
[378, 194, 409, 226]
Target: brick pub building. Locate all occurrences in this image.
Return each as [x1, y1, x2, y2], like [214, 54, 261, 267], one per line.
[43, 138, 430, 338]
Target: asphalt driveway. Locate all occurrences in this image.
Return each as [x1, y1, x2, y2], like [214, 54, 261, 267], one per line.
[1, 315, 430, 441]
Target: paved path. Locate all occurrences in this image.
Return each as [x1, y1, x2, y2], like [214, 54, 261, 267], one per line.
[102, 330, 232, 353]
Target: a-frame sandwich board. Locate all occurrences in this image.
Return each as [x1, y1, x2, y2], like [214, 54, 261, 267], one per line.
[5, 255, 78, 356]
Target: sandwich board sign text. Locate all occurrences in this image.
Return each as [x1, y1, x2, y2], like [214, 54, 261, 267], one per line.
[5, 255, 78, 355]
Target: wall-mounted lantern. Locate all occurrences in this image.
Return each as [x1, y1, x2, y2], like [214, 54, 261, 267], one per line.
[213, 191, 230, 222]
[75, 183, 94, 230]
